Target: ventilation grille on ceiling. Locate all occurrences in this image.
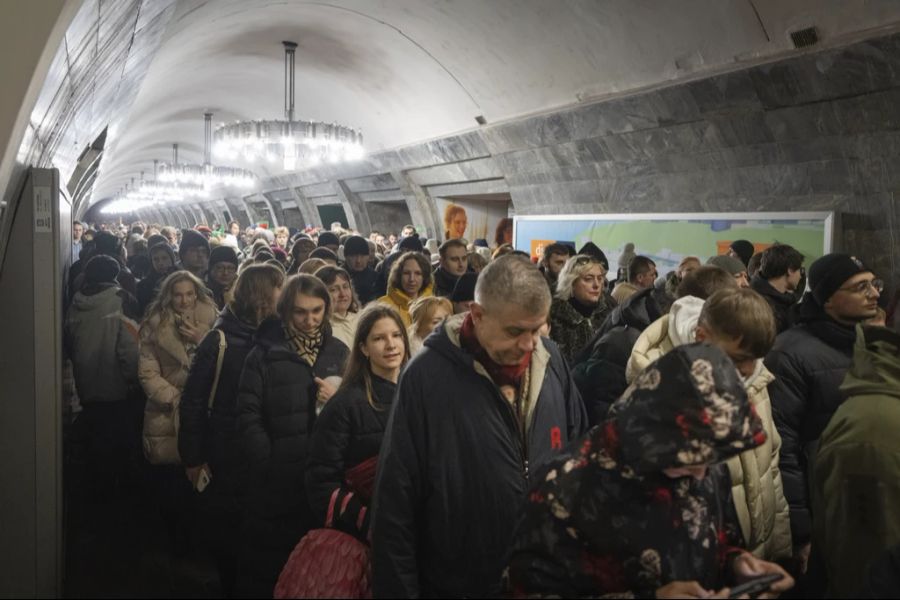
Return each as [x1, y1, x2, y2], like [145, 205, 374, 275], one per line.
[790, 27, 819, 49]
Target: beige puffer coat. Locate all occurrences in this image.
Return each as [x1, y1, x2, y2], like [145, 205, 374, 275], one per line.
[139, 303, 216, 465]
[728, 363, 792, 560]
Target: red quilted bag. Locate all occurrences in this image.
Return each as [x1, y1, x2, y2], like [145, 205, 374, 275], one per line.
[274, 458, 378, 599]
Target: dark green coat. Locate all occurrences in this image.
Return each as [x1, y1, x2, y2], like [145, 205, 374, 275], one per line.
[813, 325, 900, 598]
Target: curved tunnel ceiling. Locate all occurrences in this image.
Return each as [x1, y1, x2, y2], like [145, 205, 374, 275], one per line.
[80, 0, 900, 206]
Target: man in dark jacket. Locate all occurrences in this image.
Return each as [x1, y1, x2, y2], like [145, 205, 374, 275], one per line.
[371, 255, 587, 598]
[751, 244, 804, 334]
[433, 239, 468, 297]
[571, 285, 674, 424]
[343, 235, 378, 304]
[765, 253, 882, 574]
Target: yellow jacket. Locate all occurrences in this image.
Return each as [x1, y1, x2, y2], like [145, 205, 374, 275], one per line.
[377, 284, 433, 327]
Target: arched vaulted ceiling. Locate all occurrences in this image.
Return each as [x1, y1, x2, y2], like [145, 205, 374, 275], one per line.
[17, 0, 900, 208]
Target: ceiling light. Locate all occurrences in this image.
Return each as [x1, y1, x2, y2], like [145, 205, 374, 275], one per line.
[158, 115, 256, 189]
[213, 41, 364, 170]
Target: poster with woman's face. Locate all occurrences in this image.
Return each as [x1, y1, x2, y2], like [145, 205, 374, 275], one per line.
[436, 198, 510, 245]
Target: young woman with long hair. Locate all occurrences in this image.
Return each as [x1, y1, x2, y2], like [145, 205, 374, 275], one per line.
[235, 274, 350, 596]
[407, 296, 453, 355]
[306, 304, 410, 543]
[178, 264, 284, 597]
[377, 251, 434, 326]
[138, 270, 217, 553]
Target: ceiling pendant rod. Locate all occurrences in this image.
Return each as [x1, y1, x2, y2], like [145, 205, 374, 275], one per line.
[173, 143, 179, 166]
[204, 112, 213, 166]
[283, 41, 297, 122]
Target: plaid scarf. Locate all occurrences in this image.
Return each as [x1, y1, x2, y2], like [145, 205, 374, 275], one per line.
[285, 323, 324, 367]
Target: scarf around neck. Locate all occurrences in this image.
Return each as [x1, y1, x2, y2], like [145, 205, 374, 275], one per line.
[285, 323, 324, 367]
[459, 312, 532, 388]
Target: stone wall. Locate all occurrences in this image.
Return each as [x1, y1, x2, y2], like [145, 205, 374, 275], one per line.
[139, 31, 900, 297]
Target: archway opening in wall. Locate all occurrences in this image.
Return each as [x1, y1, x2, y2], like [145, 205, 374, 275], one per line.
[366, 200, 413, 238]
[436, 193, 511, 245]
[317, 204, 349, 230]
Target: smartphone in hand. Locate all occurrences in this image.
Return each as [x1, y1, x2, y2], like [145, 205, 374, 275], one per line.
[195, 467, 212, 493]
[729, 573, 784, 599]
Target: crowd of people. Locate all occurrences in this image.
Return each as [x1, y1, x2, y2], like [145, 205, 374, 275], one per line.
[63, 216, 900, 598]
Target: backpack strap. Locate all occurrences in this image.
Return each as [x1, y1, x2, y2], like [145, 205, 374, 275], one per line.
[207, 329, 227, 413]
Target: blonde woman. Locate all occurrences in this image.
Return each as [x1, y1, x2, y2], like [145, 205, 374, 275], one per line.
[139, 270, 216, 553]
[549, 254, 617, 362]
[407, 296, 453, 355]
[140, 270, 218, 465]
[377, 251, 434, 326]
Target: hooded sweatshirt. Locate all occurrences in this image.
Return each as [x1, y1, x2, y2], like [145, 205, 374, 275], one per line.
[813, 326, 900, 598]
[65, 285, 140, 403]
[509, 343, 766, 598]
[626, 296, 705, 384]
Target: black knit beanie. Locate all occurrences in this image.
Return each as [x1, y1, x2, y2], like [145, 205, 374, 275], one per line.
[179, 229, 210, 258]
[398, 234, 424, 253]
[729, 240, 755, 267]
[318, 231, 340, 248]
[578, 242, 609, 270]
[209, 245, 239, 269]
[809, 253, 872, 305]
[343, 235, 370, 257]
[85, 254, 120, 285]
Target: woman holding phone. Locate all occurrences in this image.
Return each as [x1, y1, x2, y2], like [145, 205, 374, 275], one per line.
[139, 270, 217, 552]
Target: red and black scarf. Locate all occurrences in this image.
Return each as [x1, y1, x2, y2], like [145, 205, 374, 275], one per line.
[459, 313, 532, 388]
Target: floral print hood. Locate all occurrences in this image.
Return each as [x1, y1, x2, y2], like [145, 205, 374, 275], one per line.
[605, 342, 766, 476]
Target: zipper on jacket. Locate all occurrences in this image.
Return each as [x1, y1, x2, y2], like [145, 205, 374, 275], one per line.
[487, 382, 530, 483]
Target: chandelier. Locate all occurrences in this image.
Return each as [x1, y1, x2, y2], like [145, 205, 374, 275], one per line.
[158, 115, 257, 188]
[213, 41, 364, 170]
[101, 162, 209, 214]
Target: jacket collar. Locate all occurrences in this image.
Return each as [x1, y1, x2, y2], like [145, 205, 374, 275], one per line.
[437, 313, 550, 433]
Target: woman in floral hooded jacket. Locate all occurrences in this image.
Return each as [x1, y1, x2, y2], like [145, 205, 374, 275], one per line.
[508, 343, 794, 598]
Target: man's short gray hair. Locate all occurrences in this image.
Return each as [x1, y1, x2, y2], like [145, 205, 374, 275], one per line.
[475, 254, 551, 315]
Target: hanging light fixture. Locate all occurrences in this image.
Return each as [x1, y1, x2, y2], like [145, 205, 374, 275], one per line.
[137, 160, 208, 200]
[158, 115, 257, 188]
[213, 41, 364, 170]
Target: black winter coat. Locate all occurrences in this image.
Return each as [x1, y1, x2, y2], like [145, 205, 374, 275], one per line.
[432, 266, 460, 298]
[235, 317, 349, 596]
[571, 287, 667, 425]
[305, 374, 395, 540]
[751, 275, 797, 334]
[348, 266, 379, 305]
[371, 315, 587, 599]
[764, 295, 855, 547]
[179, 308, 257, 500]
